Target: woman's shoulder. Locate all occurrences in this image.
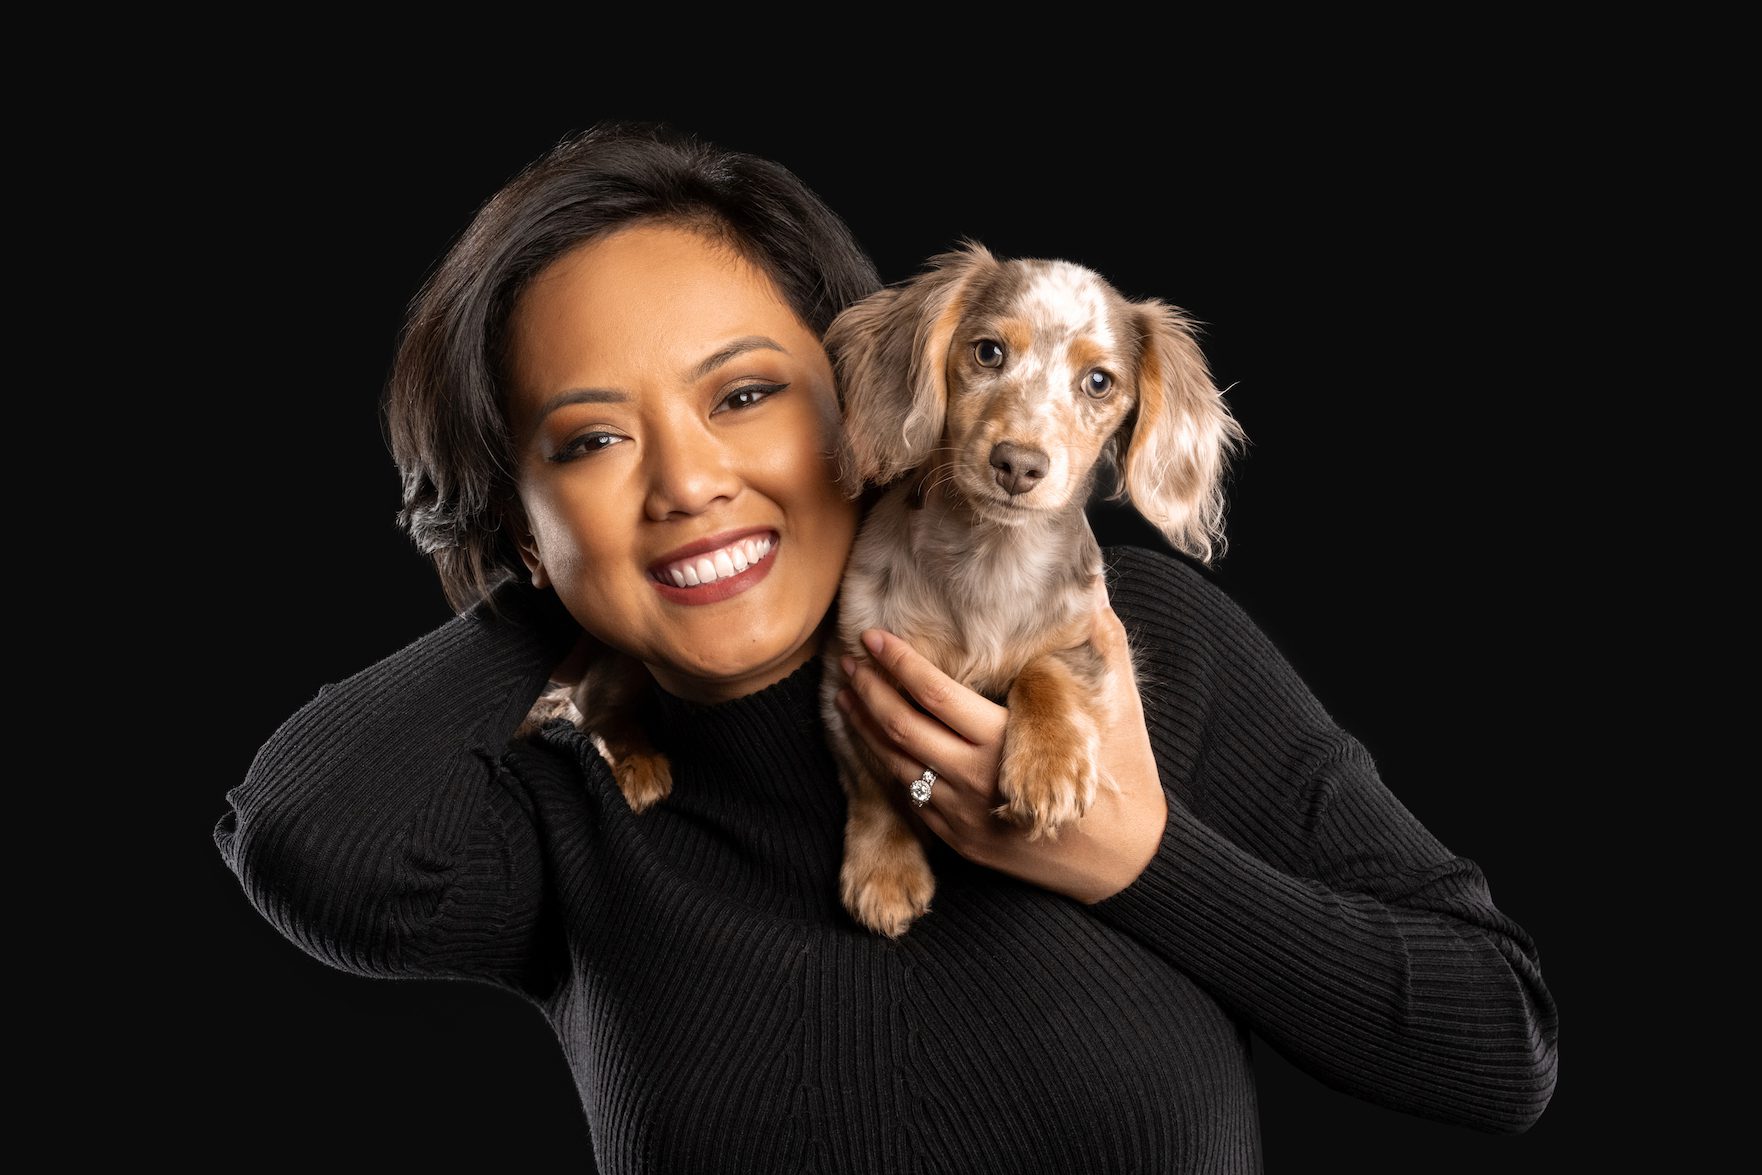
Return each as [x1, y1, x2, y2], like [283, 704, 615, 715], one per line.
[1100, 543, 1247, 628]
[1100, 542, 1342, 734]
[1099, 543, 1297, 676]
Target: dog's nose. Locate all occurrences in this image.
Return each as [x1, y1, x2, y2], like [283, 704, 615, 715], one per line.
[989, 442, 1049, 496]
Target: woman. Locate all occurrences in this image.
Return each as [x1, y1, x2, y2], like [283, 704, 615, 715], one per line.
[213, 121, 1558, 1172]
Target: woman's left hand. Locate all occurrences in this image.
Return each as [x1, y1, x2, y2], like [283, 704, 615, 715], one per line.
[834, 577, 1169, 905]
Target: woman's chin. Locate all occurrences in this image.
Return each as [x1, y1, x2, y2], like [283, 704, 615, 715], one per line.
[645, 632, 821, 705]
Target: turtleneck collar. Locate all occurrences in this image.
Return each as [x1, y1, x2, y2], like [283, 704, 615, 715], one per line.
[550, 648, 971, 925]
[639, 654, 845, 815]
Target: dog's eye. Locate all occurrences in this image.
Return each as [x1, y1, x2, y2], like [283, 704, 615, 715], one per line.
[1085, 370, 1114, 397]
[974, 339, 1005, 369]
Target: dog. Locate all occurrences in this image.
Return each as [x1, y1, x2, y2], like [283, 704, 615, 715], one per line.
[819, 241, 1244, 938]
[519, 240, 1243, 940]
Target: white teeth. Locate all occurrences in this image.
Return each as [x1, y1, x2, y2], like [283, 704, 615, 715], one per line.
[658, 534, 776, 587]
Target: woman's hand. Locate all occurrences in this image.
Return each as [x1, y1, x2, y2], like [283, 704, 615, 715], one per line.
[834, 577, 1168, 905]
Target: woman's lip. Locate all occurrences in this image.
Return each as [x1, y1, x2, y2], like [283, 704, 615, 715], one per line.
[649, 535, 779, 606]
[647, 526, 779, 574]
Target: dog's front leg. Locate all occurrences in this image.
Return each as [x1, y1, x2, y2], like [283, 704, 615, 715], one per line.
[840, 772, 937, 938]
[822, 656, 937, 937]
[995, 643, 1114, 842]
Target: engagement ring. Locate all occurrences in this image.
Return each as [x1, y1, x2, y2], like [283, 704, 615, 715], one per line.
[910, 769, 937, 808]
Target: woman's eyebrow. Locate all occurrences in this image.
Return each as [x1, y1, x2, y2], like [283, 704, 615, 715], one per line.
[687, 336, 787, 381]
[533, 386, 629, 430]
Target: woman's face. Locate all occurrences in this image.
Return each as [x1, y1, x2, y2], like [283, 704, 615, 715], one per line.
[504, 222, 860, 705]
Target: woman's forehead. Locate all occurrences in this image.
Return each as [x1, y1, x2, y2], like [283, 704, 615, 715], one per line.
[503, 224, 828, 426]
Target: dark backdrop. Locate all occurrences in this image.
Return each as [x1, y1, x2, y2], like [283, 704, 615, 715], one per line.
[177, 101, 1599, 1170]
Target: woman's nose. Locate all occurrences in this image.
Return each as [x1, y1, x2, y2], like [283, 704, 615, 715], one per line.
[642, 419, 743, 521]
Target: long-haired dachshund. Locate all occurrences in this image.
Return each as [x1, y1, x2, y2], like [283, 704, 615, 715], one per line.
[820, 241, 1244, 937]
[519, 240, 1244, 940]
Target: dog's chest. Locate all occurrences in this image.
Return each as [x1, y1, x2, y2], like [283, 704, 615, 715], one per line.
[842, 511, 1087, 699]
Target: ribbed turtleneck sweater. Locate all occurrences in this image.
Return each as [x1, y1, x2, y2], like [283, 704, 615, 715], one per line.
[213, 545, 1557, 1173]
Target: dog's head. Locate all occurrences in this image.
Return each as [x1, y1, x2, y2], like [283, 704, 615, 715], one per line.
[825, 241, 1246, 562]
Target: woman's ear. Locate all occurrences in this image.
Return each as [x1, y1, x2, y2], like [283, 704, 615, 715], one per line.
[1113, 300, 1248, 564]
[824, 241, 996, 495]
[511, 506, 550, 589]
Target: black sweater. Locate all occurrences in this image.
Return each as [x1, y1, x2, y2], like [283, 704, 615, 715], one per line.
[213, 545, 1557, 1173]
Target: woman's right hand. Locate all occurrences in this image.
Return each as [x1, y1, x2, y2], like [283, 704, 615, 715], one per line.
[836, 577, 1166, 906]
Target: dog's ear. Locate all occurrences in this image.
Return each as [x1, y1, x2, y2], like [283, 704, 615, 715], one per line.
[1111, 300, 1247, 564]
[825, 241, 996, 494]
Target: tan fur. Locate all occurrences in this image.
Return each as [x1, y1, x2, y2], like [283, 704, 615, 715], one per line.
[820, 242, 1244, 937]
[1113, 302, 1246, 562]
[520, 643, 673, 814]
[1066, 336, 1110, 380]
[996, 649, 1109, 842]
[839, 785, 938, 939]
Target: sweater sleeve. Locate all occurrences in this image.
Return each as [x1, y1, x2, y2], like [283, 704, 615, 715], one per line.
[212, 578, 583, 1002]
[1087, 546, 1559, 1135]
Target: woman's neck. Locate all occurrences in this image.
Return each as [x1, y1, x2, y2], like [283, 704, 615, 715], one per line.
[643, 607, 837, 706]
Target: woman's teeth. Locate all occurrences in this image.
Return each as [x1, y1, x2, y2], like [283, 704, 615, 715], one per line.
[659, 535, 774, 587]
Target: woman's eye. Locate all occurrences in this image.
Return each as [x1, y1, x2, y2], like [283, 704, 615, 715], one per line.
[716, 382, 787, 413]
[550, 432, 624, 462]
[1085, 370, 1114, 397]
[974, 340, 1005, 368]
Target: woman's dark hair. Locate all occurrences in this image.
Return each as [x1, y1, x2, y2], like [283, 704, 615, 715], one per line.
[383, 120, 882, 614]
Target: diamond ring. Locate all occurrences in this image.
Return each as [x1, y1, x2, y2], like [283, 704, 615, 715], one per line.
[909, 769, 937, 808]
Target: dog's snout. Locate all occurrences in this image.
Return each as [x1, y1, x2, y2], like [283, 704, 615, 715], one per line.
[989, 442, 1049, 496]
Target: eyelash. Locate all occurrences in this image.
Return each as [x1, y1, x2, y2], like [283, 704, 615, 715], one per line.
[550, 432, 622, 462]
[715, 381, 787, 414]
[548, 382, 788, 463]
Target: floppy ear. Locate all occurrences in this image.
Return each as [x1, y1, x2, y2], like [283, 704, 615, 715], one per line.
[824, 241, 996, 495]
[1111, 300, 1247, 563]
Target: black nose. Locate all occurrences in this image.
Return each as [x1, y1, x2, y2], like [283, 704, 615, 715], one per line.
[989, 442, 1049, 496]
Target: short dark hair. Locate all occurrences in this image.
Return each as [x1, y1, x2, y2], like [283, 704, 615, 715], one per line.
[383, 120, 882, 613]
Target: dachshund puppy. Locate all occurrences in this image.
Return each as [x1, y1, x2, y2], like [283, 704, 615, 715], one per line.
[821, 241, 1244, 938]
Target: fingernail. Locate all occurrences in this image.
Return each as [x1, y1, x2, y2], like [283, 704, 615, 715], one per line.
[834, 688, 852, 711]
[840, 655, 856, 677]
[862, 630, 884, 656]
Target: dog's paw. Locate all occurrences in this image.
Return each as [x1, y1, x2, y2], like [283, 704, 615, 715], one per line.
[614, 750, 673, 814]
[841, 837, 936, 938]
[516, 688, 584, 739]
[993, 711, 1102, 842]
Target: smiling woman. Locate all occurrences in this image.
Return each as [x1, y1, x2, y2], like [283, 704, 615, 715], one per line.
[503, 224, 858, 701]
[212, 120, 1557, 1174]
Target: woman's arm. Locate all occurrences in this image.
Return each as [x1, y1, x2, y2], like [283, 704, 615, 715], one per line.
[838, 544, 1557, 1134]
[1084, 545, 1558, 1134]
[1092, 738, 1558, 1132]
[212, 579, 583, 1002]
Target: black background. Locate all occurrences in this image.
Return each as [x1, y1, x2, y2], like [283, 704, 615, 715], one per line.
[167, 84, 1624, 1171]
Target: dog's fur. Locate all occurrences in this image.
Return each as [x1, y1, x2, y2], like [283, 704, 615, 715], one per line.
[518, 240, 1244, 940]
[818, 241, 1244, 937]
